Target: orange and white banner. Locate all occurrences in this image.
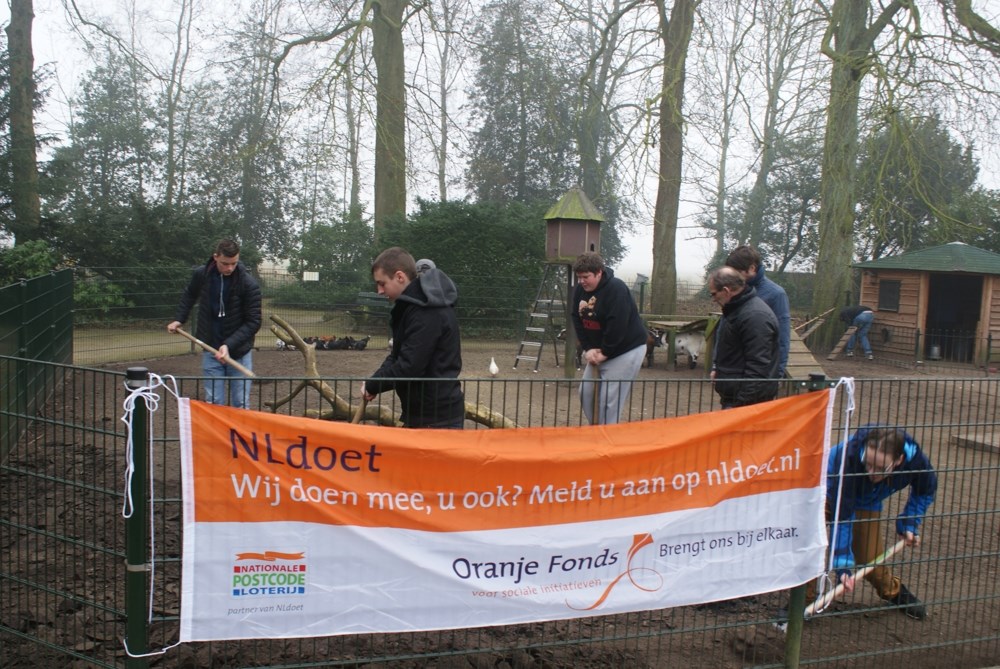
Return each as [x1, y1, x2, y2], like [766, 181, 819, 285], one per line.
[179, 390, 834, 642]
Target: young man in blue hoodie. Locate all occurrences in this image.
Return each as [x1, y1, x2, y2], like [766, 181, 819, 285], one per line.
[823, 425, 937, 620]
[362, 247, 465, 428]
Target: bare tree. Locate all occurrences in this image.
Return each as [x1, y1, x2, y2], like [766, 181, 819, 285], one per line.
[372, 0, 407, 231]
[161, 0, 195, 207]
[740, 0, 825, 248]
[408, 0, 471, 202]
[649, 0, 699, 314]
[61, 0, 199, 207]
[685, 0, 754, 261]
[571, 0, 659, 260]
[270, 0, 416, 233]
[6, 0, 41, 242]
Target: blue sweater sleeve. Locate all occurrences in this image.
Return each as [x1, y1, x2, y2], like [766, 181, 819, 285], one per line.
[896, 443, 937, 536]
[774, 292, 791, 377]
[826, 442, 857, 570]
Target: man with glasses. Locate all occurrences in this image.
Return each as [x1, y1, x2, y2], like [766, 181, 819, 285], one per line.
[823, 425, 938, 620]
[724, 245, 791, 377]
[707, 267, 780, 408]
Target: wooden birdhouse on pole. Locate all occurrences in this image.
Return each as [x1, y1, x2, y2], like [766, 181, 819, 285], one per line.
[543, 187, 604, 262]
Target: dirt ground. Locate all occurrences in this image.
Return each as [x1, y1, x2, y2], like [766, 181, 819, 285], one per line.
[5, 329, 998, 668]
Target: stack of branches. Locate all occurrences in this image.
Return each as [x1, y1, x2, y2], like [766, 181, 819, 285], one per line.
[266, 315, 517, 428]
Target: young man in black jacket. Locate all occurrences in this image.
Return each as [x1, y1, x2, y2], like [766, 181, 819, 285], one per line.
[362, 248, 465, 428]
[167, 239, 262, 409]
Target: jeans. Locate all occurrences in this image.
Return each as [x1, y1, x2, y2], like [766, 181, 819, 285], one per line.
[202, 350, 253, 409]
[847, 311, 874, 356]
[579, 343, 647, 425]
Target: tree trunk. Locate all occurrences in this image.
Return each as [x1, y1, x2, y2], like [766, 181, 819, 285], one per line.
[163, 0, 194, 207]
[813, 0, 902, 347]
[578, 2, 618, 213]
[650, 0, 697, 315]
[346, 73, 363, 224]
[372, 0, 407, 234]
[5, 0, 42, 243]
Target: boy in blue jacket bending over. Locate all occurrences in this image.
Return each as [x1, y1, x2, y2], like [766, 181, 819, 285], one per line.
[825, 425, 937, 620]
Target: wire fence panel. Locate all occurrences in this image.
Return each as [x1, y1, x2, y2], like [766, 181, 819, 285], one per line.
[2, 358, 999, 669]
[67, 267, 715, 364]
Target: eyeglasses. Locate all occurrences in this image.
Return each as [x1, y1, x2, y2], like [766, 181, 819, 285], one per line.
[864, 458, 895, 476]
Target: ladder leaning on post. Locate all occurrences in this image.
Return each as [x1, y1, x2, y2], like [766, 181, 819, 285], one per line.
[514, 264, 568, 372]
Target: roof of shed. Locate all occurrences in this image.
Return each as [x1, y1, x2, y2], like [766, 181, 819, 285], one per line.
[543, 187, 605, 222]
[853, 242, 1000, 275]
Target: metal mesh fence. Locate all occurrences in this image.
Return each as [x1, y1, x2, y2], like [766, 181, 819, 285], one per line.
[2, 361, 999, 669]
[68, 267, 712, 365]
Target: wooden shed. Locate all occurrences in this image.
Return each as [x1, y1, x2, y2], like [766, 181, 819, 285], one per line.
[853, 242, 1000, 364]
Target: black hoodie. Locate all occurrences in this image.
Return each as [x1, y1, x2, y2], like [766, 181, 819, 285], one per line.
[570, 267, 648, 359]
[365, 268, 465, 427]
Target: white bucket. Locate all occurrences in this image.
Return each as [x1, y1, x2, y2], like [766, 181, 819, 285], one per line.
[928, 345, 942, 360]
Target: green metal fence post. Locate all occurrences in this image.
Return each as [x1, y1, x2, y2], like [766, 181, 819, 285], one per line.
[785, 372, 835, 668]
[784, 584, 806, 669]
[125, 367, 150, 669]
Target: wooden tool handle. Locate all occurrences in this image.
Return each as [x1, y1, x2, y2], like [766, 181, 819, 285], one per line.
[589, 362, 602, 425]
[174, 328, 256, 378]
[351, 397, 368, 424]
[805, 539, 907, 616]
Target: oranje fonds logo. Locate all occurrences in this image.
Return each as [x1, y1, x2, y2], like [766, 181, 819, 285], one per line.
[232, 551, 307, 597]
[453, 533, 663, 610]
[571, 533, 662, 610]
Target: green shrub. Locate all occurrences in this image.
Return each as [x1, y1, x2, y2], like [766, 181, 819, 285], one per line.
[73, 278, 134, 324]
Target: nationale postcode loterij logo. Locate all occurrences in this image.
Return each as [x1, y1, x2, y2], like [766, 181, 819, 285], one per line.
[232, 551, 307, 597]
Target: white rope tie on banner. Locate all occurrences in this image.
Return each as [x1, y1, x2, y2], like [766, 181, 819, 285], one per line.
[813, 376, 857, 614]
[120, 373, 182, 658]
[123, 638, 183, 659]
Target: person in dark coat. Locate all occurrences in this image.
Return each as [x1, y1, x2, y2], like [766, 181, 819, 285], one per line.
[167, 239, 262, 409]
[570, 252, 649, 425]
[362, 248, 464, 428]
[725, 245, 791, 377]
[708, 266, 780, 408]
[839, 305, 875, 359]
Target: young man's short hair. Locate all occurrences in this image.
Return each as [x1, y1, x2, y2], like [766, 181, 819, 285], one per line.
[725, 245, 762, 273]
[372, 247, 417, 280]
[573, 252, 605, 275]
[866, 427, 907, 459]
[215, 239, 240, 257]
